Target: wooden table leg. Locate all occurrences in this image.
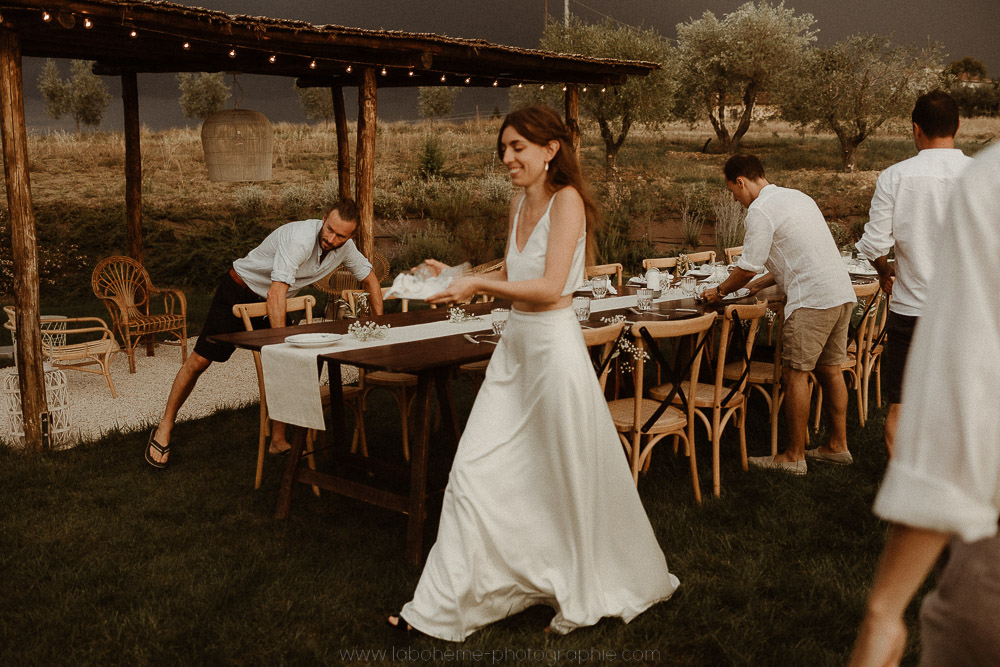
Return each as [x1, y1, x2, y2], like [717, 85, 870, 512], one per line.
[434, 367, 460, 450]
[274, 423, 306, 520]
[326, 360, 347, 453]
[404, 372, 434, 565]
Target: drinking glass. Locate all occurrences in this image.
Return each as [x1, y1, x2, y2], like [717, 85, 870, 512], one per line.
[591, 277, 609, 299]
[680, 276, 697, 296]
[636, 288, 654, 311]
[491, 307, 510, 336]
[572, 296, 591, 321]
[840, 249, 853, 263]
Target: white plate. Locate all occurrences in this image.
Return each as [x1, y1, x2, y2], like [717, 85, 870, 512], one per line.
[284, 333, 342, 348]
[686, 270, 713, 279]
[722, 288, 752, 301]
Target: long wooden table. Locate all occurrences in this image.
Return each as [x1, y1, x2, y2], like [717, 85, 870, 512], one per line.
[211, 289, 752, 564]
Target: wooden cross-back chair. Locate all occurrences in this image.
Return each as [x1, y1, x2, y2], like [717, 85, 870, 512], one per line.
[641, 256, 678, 273]
[585, 263, 624, 287]
[682, 250, 717, 265]
[314, 250, 390, 319]
[91, 255, 187, 374]
[724, 246, 744, 264]
[605, 313, 717, 503]
[232, 295, 365, 491]
[651, 301, 768, 498]
[3, 305, 120, 398]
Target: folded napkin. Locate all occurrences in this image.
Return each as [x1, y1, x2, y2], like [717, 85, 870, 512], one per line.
[384, 262, 472, 301]
[581, 281, 618, 295]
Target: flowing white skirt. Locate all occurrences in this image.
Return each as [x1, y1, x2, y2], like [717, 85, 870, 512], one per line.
[400, 307, 679, 641]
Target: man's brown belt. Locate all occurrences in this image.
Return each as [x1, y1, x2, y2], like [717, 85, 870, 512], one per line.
[229, 267, 248, 289]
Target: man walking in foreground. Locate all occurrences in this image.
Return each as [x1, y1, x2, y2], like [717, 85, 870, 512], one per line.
[854, 90, 972, 456]
[703, 154, 856, 475]
[849, 142, 1000, 667]
[145, 198, 383, 469]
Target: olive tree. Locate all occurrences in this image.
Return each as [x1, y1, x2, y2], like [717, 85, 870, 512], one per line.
[177, 72, 231, 120]
[513, 17, 675, 175]
[675, 1, 816, 153]
[295, 85, 335, 125]
[417, 86, 460, 124]
[37, 59, 111, 133]
[779, 34, 942, 171]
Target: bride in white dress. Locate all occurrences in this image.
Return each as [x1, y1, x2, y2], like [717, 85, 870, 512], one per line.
[388, 106, 679, 641]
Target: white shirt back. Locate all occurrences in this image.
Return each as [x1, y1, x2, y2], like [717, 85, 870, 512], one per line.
[855, 148, 973, 317]
[736, 184, 855, 318]
[232, 219, 372, 299]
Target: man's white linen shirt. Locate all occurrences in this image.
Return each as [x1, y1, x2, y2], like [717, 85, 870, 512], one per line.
[735, 184, 855, 319]
[873, 143, 1000, 543]
[232, 219, 372, 299]
[855, 148, 973, 317]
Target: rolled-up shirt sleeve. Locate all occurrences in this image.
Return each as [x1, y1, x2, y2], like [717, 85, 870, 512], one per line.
[855, 171, 895, 261]
[735, 208, 772, 274]
[270, 236, 312, 286]
[337, 240, 374, 281]
[873, 148, 1000, 543]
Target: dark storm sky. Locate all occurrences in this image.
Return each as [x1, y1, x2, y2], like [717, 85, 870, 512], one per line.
[22, 0, 1000, 131]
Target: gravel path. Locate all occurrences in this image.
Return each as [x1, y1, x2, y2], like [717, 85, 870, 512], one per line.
[1, 338, 357, 449]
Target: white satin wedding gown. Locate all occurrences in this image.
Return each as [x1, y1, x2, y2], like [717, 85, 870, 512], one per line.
[400, 193, 679, 641]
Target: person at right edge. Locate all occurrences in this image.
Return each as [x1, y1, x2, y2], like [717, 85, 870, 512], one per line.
[854, 90, 972, 457]
[849, 142, 999, 666]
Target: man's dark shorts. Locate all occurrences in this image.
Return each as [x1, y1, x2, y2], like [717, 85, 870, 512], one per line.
[193, 272, 268, 363]
[883, 311, 918, 404]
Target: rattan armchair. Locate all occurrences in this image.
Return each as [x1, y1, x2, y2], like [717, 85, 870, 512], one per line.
[91, 256, 187, 374]
[314, 250, 389, 319]
[3, 305, 120, 397]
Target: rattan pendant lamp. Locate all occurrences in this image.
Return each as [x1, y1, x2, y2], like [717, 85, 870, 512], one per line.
[201, 74, 273, 182]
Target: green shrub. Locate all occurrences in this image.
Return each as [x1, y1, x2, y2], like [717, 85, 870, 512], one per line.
[279, 185, 315, 220]
[416, 135, 446, 180]
[711, 189, 746, 257]
[385, 221, 463, 276]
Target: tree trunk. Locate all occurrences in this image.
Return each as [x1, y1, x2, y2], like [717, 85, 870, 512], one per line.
[563, 84, 580, 164]
[330, 85, 351, 202]
[729, 83, 759, 153]
[355, 68, 377, 259]
[121, 71, 144, 263]
[840, 141, 858, 173]
[597, 112, 632, 178]
[706, 89, 732, 152]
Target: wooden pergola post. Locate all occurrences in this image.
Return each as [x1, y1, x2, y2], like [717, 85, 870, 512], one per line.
[355, 68, 377, 259]
[564, 83, 581, 164]
[121, 70, 144, 262]
[0, 26, 47, 450]
[331, 85, 352, 202]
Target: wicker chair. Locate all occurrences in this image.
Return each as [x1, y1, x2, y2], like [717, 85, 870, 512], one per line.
[3, 305, 120, 398]
[314, 250, 390, 320]
[91, 256, 187, 374]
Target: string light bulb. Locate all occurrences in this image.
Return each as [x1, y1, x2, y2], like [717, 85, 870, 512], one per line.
[381, 67, 387, 76]
[346, 65, 352, 73]
[562, 85, 567, 91]
[582, 86, 588, 92]
[42, 11, 51, 21]
[493, 80, 499, 87]
[228, 48, 236, 58]
[129, 29, 138, 38]
[517, 82, 523, 88]
[310, 60, 317, 69]
[601, 87, 606, 93]
[83, 17, 92, 28]
[464, 77, 471, 84]
[539, 84, 545, 90]
[440, 74, 446, 82]
[408, 70, 415, 77]
[268, 54, 276, 64]
[182, 42, 190, 50]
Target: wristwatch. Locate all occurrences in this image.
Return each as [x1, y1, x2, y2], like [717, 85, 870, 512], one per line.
[717, 284, 728, 298]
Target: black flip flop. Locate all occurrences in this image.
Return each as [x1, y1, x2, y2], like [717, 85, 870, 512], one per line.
[144, 428, 170, 470]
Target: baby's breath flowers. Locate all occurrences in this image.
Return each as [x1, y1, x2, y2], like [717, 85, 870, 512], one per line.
[599, 314, 628, 325]
[348, 320, 391, 342]
[447, 307, 481, 323]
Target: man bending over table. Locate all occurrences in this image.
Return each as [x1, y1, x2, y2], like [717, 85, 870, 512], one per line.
[702, 154, 856, 475]
[144, 198, 383, 469]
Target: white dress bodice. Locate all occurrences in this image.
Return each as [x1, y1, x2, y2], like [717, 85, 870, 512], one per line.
[505, 193, 585, 296]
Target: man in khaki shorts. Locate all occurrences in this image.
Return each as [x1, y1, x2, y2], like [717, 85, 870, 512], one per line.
[703, 155, 856, 475]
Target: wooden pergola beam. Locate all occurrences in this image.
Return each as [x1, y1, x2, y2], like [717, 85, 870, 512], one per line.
[0, 25, 47, 450]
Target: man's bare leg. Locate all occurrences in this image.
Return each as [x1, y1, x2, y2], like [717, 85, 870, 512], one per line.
[884, 403, 901, 458]
[776, 366, 811, 462]
[811, 363, 850, 454]
[150, 351, 213, 463]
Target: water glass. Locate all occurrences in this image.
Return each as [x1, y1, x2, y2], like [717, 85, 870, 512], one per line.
[636, 288, 654, 311]
[491, 307, 509, 336]
[680, 276, 697, 296]
[840, 249, 853, 263]
[572, 296, 591, 321]
[591, 277, 609, 299]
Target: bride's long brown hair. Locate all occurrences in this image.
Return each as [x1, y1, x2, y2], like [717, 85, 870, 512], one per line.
[497, 106, 602, 265]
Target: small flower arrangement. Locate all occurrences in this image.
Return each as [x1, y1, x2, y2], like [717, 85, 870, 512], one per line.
[447, 307, 481, 323]
[599, 314, 628, 325]
[348, 319, 391, 342]
[676, 254, 692, 277]
[616, 337, 650, 373]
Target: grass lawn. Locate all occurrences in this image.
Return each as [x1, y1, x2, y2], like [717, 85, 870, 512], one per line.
[0, 377, 926, 665]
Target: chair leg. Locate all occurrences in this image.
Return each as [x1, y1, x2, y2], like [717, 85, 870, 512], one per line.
[398, 388, 410, 462]
[712, 408, 722, 498]
[770, 386, 781, 457]
[738, 404, 748, 471]
[686, 424, 701, 504]
[304, 429, 321, 497]
[255, 407, 268, 490]
[125, 336, 137, 374]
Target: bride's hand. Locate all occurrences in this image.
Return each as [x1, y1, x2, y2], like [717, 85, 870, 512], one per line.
[412, 259, 449, 278]
[426, 277, 478, 305]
